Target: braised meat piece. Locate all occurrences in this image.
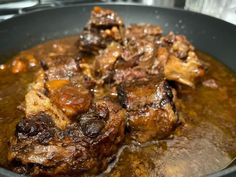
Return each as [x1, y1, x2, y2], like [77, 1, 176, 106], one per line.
[127, 105, 176, 143]
[111, 24, 163, 84]
[8, 99, 125, 176]
[117, 77, 177, 142]
[157, 32, 205, 87]
[94, 42, 122, 83]
[121, 24, 162, 67]
[113, 38, 157, 84]
[77, 27, 123, 54]
[122, 39, 156, 69]
[89, 6, 123, 28]
[164, 53, 205, 87]
[89, 6, 124, 42]
[43, 55, 79, 81]
[77, 7, 124, 54]
[9, 49, 125, 176]
[40, 55, 94, 118]
[117, 77, 173, 110]
[76, 30, 107, 53]
[25, 89, 70, 130]
[25, 71, 70, 130]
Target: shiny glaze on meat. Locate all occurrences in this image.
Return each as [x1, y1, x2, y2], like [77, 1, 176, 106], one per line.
[0, 35, 235, 177]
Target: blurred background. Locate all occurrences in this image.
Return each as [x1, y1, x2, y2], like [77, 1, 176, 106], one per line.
[0, 0, 235, 25]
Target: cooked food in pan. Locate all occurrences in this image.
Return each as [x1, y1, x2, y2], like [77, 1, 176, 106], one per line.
[0, 6, 235, 177]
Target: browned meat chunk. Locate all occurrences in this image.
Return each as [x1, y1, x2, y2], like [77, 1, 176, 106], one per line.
[122, 24, 161, 67]
[77, 6, 124, 54]
[117, 77, 177, 142]
[25, 71, 70, 130]
[111, 25, 163, 84]
[90, 6, 123, 28]
[25, 89, 70, 130]
[76, 30, 107, 53]
[94, 42, 122, 83]
[122, 39, 156, 67]
[40, 55, 94, 118]
[157, 32, 205, 87]
[127, 105, 176, 143]
[117, 77, 174, 110]
[164, 53, 205, 87]
[112, 38, 157, 84]
[43, 55, 79, 81]
[8, 99, 125, 176]
[9, 46, 125, 175]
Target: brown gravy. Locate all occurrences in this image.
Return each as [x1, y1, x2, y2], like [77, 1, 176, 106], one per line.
[0, 36, 235, 177]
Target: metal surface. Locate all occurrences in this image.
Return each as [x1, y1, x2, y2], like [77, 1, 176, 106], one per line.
[220, 156, 236, 171]
[0, 3, 235, 177]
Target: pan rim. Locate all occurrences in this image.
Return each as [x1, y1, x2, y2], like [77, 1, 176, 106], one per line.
[0, 3, 235, 177]
[0, 2, 235, 29]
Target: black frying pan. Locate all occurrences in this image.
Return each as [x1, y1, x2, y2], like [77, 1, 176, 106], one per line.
[0, 3, 236, 177]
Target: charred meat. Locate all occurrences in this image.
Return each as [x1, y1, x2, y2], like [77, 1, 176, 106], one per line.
[9, 99, 125, 176]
